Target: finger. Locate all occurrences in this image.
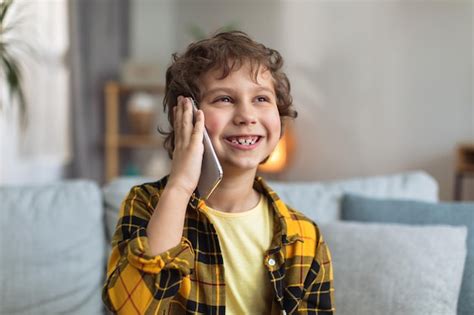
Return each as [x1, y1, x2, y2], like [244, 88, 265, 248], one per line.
[191, 110, 205, 143]
[180, 97, 193, 146]
[173, 106, 179, 147]
[174, 97, 184, 146]
[172, 105, 177, 128]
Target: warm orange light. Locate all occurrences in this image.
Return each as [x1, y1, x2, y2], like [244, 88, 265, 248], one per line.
[258, 122, 294, 173]
[258, 136, 288, 173]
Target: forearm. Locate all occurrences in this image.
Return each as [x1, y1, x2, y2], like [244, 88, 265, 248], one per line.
[146, 185, 191, 256]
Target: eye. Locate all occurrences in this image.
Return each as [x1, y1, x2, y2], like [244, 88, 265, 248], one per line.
[256, 96, 270, 102]
[216, 96, 233, 103]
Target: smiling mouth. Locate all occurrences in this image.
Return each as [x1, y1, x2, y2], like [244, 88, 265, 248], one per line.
[224, 135, 263, 148]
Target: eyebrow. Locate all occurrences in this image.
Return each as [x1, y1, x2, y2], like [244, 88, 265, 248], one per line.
[203, 86, 275, 99]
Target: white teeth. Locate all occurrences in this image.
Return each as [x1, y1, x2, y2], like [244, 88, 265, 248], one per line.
[229, 136, 258, 146]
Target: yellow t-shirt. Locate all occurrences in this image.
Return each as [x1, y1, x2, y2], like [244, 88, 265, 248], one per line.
[203, 193, 275, 315]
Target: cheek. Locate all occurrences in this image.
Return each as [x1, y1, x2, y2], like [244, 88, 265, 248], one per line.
[267, 111, 282, 137]
[202, 111, 224, 136]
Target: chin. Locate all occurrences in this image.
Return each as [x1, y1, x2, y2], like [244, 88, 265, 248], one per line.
[222, 159, 260, 173]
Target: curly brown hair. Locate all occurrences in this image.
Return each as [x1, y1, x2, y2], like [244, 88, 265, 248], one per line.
[158, 30, 297, 159]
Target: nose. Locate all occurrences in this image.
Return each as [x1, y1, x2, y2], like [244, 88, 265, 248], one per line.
[233, 101, 257, 125]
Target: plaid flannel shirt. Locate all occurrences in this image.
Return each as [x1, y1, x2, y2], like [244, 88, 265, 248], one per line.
[103, 175, 335, 314]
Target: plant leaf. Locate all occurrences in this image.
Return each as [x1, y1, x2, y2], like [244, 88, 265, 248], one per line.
[0, 0, 29, 129]
[187, 25, 207, 41]
[1, 52, 27, 128]
[0, 0, 14, 24]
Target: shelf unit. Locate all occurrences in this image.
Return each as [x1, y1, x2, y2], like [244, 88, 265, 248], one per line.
[104, 81, 166, 182]
[454, 143, 474, 200]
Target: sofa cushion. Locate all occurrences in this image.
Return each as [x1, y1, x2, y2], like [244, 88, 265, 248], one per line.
[319, 221, 467, 315]
[0, 180, 106, 315]
[341, 194, 474, 315]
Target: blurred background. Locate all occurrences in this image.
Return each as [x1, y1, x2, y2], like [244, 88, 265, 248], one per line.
[0, 0, 472, 201]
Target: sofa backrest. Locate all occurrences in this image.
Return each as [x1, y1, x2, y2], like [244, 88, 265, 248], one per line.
[103, 171, 438, 242]
[268, 171, 438, 223]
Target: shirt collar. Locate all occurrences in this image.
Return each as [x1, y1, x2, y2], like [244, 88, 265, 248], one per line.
[253, 176, 303, 246]
[162, 174, 303, 246]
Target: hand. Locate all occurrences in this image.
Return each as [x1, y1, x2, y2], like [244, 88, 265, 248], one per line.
[166, 96, 205, 196]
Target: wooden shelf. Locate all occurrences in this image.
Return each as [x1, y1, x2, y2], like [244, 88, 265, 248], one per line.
[104, 81, 166, 182]
[117, 135, 164, 147]
[456, 143, 474, 172]
[111, 82, 165, 94]
[454, 142, 474, 200]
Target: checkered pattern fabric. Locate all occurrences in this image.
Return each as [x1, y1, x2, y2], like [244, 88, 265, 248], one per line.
[103, 175, 335, 314]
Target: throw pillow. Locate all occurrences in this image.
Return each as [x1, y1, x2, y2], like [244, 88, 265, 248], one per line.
[341, 194, 474, 315]
[319, 221, 467, 315]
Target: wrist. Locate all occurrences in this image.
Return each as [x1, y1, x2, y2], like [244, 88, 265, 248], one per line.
[163, 183, 194, 200]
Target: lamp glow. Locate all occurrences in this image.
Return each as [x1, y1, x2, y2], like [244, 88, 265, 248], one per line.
[258, 120, 295, 173]
[258, 132, 289, 173]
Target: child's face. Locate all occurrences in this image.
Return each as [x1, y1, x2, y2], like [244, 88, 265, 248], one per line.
[198, 62, 281, 174]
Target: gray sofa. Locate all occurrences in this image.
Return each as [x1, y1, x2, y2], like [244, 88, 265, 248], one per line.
[1, 171, 471, 315]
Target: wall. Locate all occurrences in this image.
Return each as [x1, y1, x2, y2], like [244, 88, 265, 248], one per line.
[130, 0, 281, 76]
[130, 0, 473, 200]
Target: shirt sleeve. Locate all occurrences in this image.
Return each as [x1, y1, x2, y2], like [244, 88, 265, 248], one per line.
[102, 184, 195, 314]
[299, 229, 336, 314]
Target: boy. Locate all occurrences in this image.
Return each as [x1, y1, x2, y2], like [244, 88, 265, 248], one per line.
[103, 31, 335, 314]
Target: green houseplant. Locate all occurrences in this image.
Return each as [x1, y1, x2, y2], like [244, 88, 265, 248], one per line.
[0, 0, 27, 128]
[188, 22, 239, 40]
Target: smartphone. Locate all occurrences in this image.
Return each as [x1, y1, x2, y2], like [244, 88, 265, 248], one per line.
[189, 98, 223, 200]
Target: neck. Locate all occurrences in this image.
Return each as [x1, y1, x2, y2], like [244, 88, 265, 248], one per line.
[205, 168, 260, 213]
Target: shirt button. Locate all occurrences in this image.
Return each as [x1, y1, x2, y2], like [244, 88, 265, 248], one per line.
[268, 258, 276, 266]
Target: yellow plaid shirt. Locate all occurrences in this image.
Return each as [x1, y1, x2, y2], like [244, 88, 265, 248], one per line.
[102, 175, 335, 314]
